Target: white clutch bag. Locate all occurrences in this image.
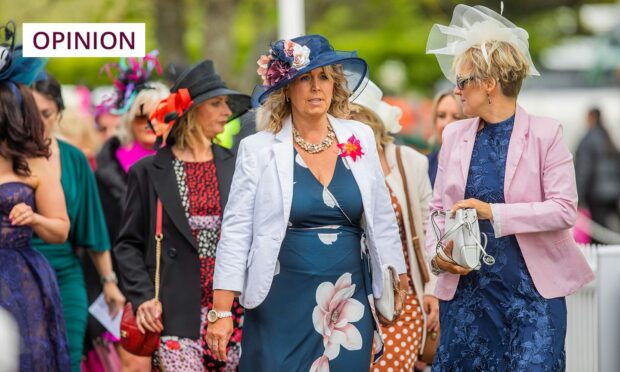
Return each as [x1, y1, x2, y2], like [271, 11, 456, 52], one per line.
[375, 264, 400, 322]
[431, 208, 494, 270]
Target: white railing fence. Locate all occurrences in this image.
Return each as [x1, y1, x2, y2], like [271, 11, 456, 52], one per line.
[566, 244, 620, 372]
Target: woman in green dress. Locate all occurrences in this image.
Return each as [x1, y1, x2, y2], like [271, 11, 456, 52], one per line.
[31, 73, 126, 372]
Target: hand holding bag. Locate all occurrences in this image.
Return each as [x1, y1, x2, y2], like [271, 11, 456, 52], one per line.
[431, 208, 495, 270]
[120, 199, 164, 356]
[374, 264, 401, 323]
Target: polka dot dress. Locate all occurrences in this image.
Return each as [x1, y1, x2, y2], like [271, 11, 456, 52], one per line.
[372, 185, 425, 372]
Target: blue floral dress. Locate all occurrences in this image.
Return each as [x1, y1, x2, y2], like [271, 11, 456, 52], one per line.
[434, 116, 567, 371]
[240, 150, 378, 371]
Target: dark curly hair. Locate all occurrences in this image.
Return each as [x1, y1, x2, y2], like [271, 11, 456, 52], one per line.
[0, 82, 50, 177]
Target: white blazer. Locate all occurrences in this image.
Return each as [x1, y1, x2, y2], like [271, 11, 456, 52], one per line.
[213, 114, 407, 309]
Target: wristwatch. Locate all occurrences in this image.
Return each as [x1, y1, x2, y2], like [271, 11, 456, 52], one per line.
[100, 271, 118, 285]
[207, 309, 232, 324]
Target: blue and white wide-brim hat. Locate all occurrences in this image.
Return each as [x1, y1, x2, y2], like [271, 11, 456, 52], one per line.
[251, 34, 369, 107]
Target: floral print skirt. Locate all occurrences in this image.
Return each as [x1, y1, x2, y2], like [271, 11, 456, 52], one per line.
[239, 227, 378, 371]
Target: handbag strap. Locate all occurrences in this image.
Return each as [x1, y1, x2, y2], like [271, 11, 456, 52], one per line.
[395, 146, 430, 284]
[154, 198, 163, 302]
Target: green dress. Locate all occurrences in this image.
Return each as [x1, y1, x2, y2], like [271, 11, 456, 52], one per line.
[32, 139, 111, 372]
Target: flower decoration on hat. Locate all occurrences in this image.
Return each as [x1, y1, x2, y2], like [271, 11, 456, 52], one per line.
[148, 88, 193, 137]
[251, 35, 369, 107]
[99, 50, 163, 114]
[257, 39, 311, 87]
[337, 135, 364, 162]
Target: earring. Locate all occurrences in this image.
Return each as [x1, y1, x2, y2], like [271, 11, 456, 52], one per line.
[487, 93, 492, 105]
[285, 96, 290, 103]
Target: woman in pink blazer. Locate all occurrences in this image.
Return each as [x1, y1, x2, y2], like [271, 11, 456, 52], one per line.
[425, 5, 594, 371]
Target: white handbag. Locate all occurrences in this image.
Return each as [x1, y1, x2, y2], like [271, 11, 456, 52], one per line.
[431, 208, 495, 270]
[375, 264, 400, 322]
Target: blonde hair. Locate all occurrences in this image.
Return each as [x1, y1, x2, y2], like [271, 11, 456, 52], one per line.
[453, 41, 530, 97]
[257, 64, 352, 133]
[53, 107, 100, 155]
[349, 103, 393, 151]
[117, 82, 169, 146]
[431, 90, 462, 126]
[170, 104, 215, 151]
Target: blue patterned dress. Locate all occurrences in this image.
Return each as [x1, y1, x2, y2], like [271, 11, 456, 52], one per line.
[0, 182, 71, 371]
[240, 150, 377, 371]
[434, 116, 567, 372]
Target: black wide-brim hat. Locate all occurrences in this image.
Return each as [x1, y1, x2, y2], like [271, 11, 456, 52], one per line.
[251, 34, 369, 107]
[171, 59, 251, 121]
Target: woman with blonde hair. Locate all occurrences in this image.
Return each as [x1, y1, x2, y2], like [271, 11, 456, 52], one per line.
[114, 59, 250, 370]
[91, 53, 169, 370]
[425, 5, 593, 370]
[350, 80, 438, 371]
[207, 34, 408, 371]
[427, 90, 463, 188]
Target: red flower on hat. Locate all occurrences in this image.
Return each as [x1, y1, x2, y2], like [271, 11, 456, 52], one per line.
[337, 135, 364, 162]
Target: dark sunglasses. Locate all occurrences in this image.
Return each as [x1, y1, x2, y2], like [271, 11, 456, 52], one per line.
[456, 76, 476, 90]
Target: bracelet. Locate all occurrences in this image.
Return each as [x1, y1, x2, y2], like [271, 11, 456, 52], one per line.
[430, 257, 445, 276]
[100, 271, 118, 285]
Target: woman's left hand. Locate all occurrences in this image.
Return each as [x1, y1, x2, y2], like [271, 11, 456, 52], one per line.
[451, 198, 493, 220]
[103, 282, 126, 318]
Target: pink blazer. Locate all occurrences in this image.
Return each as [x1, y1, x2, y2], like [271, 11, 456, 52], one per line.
[425, 105, 594, 300]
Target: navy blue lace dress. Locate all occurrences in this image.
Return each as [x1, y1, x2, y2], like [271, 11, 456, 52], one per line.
[433, 116, 567, 371]
[0, 182, 71, 371]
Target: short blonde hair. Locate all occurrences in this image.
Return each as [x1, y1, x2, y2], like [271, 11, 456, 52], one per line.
[454, 41, 530, 97]
[257, 64, 352, 133]
[349, 103, 393, 151]
[117, 82, 169, 146]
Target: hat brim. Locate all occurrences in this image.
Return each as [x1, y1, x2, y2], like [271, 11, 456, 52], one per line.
[185, 88, 251, 121]
[251, 53, 369, 107]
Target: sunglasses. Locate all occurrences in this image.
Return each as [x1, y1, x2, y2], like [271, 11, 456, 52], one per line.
[456, 76, 476, 90]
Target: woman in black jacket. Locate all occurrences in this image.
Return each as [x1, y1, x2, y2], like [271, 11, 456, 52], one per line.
[114, 59, 251, 371]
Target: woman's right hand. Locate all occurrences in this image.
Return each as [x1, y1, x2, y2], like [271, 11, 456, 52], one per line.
[206, 317, 233, 362]
[136, 299, 163, 334]
[435, 240, 472, 276]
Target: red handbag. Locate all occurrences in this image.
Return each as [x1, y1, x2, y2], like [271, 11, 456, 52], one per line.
[120, 199, 164, 356]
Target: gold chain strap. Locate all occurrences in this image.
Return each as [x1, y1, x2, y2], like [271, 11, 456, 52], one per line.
[154, 199, 163, 302]
[154, 233, 162, 302]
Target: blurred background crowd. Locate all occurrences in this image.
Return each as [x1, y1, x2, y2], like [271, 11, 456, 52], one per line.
[2, 1, 618, 245]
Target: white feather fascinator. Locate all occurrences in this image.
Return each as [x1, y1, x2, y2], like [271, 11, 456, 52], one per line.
[426, 4, 540, 83]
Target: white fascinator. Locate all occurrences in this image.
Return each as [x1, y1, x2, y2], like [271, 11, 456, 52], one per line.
[351, 80, 403, 134]
[426, 3, 540, 83]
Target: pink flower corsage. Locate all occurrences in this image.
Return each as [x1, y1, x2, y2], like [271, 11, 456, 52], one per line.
[337, 135, 364, 162]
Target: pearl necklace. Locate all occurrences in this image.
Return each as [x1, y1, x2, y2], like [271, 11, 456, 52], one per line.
[292, 123, 336, 154]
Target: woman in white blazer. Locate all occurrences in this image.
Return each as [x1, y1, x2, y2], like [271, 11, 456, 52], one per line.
[206, 34, 407, 371]
[350, 80, 438, 371]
